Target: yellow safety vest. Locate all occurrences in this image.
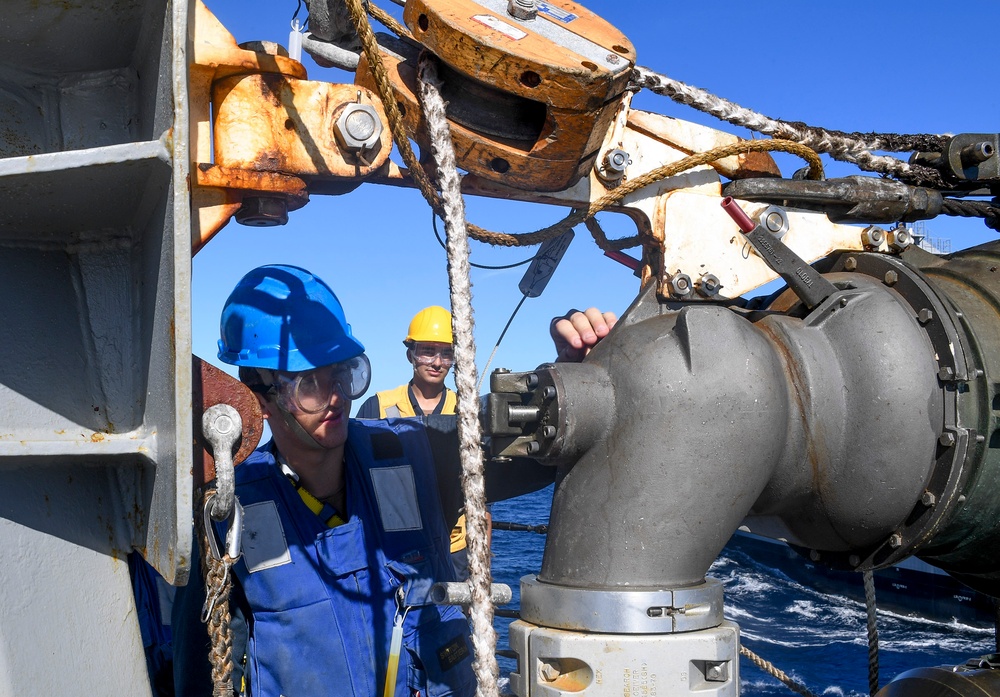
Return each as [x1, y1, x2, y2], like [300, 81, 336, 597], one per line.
[375, 383, 457, 419]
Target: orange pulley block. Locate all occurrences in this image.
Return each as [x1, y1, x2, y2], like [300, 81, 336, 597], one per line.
[356, 0, 635, 192]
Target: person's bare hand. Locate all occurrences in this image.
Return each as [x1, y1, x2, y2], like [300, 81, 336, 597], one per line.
[550, 308, 617, 362]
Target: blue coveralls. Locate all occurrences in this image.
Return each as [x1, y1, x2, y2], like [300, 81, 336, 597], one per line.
[223, 419, 476, 697]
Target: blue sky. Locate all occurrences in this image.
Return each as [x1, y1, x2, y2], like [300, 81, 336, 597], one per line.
[197, 1, 999, 413]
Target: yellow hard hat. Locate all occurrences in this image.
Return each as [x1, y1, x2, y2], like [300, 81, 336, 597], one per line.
[405, 306, 453, 344]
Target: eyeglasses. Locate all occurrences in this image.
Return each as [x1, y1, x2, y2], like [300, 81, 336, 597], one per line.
[269, 355, 372, 414]
[411, 344, 455, 367]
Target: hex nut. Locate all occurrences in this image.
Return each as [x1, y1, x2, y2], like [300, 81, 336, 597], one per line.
[848, 555, 861, 567]
[670, 273, 693, 297]
[508, 0, 537, 20]
[918, 308, 934, 324]
[697, 273, 722, 298]
[705, 662, 728, 683]
[334, 103, 383, 154]
[884, 270, 898, 286]
[921, 491, 937, 507]
[861, 226, 885, 248]
[888, 533, 903, 549]
[539, 662, 560, 682]
[235, 196, 289, 227]
[939, 432, 957, 447]
[888, 228, 912, 252]
[844, 257, 858, 271]
[599, 149, 631, 181]
[542, 425, 557, 439]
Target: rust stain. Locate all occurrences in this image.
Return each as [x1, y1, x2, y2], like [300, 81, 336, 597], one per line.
[735, 151, 782, 179]
[192, 356, 264, 487]
[90, 432, 105, 443]
[258, 73, 286, 107]
[756, 321, 828, 490]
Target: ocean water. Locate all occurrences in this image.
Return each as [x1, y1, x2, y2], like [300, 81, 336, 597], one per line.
[488, 485, 996, 697]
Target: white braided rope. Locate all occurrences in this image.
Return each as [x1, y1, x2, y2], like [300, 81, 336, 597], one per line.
[416, 55, 500, 697]
[633, 65, 917, 180]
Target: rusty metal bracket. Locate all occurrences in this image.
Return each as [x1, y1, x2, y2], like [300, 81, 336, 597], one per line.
[189, 0, 391, 252]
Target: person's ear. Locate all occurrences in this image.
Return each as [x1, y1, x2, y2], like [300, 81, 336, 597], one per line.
[253, 391, 274, 420]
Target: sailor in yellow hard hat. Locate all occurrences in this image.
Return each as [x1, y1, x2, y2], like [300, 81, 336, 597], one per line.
[356, 305, 457, 419]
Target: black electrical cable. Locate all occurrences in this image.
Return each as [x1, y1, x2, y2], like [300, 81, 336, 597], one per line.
[291, 0, 309, 31]
[431, 212, 536, 270]
[475, 292, 529, 393]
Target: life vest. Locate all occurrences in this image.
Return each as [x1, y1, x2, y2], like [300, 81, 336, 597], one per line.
[376, 384, 456, 419]
[224, 420, 476, 697]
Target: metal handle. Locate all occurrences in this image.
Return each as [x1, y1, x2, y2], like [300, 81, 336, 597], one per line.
[430, 582, 513, 607]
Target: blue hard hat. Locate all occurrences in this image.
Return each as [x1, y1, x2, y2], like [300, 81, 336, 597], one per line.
[218, 264, 365, 372]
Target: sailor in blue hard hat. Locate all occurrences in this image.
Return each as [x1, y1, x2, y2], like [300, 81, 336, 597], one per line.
[218, 263, 372, 470]
[177, 264, 477, 697]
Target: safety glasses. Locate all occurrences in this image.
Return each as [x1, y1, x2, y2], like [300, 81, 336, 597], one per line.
[411, 343, 455, 367]
[270, 355, 372, 413]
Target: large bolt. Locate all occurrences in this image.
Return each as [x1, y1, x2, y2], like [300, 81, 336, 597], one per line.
[334, 103, 383, 158]
[697, 273, 722, 298]
[961, 141, 995, 166]
[861, 226, 885, 248]
[756, 205, 788, 239]
[670, 273, 693, 297]
[236, 196, 289, 227]
[888, 533, 903, 549]
[884, 270, 898, 286]
[705, 662, 729, 683]
[599, 148, 631, 182]
[539, 662, 560, 682]
[508, 0, 537, 20]
[888, 228, 912, 252]
[921, 490, 937, 507]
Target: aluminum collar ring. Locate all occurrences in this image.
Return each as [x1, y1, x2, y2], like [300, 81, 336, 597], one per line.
[519, 575, 724, 634]
[816, 251, 980, 571]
